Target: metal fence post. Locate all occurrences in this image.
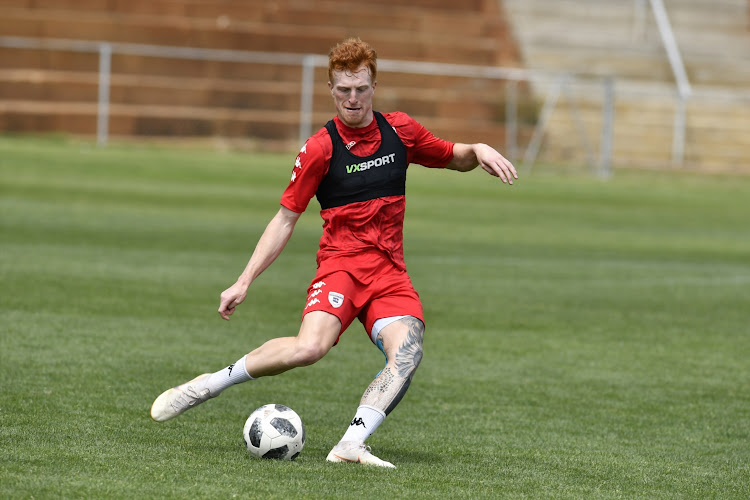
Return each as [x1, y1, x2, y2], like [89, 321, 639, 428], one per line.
[599, 77, 615, 178]
[649, 0, 691, 100]
[672, 93, 687, 167]
[298, 54, 316, 145]
[505, 80, 518, 163]
[96, 42, 111, 147]
[562, 78, 597, 172]
[522, 75, 565, 172]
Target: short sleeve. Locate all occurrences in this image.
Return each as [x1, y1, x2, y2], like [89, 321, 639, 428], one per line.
[280, 128, 332, 213]
[384, 111, 455, 168]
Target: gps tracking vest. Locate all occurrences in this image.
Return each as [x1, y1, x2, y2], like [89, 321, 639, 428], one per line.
[316, 111, 408, 210]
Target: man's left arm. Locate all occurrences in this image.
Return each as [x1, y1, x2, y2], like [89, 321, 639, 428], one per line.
[447, 143, 518, 185]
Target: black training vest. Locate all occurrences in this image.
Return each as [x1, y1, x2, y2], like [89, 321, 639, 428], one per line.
[316, 111, 408, 210]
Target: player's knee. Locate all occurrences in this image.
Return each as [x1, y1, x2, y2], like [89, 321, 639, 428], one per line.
[293, 312, 340, 367]
[291, 339, 329, 367]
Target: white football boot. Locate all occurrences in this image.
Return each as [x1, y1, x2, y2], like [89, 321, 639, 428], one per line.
[150, 373, 214, 422]
[326, 441, 395, 468]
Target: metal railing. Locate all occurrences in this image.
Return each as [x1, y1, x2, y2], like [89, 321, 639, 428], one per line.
[646, 0, 692, 166]
[0, 34, 614, 175]
[2, 2, 745, 172]
[10, 31, 748, 173]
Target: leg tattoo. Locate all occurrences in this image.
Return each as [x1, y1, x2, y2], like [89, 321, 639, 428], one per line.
[394, 317, 424, 378]
[361, 317, 424, 415]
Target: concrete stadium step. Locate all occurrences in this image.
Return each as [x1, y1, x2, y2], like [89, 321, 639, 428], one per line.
[0, 50, 523, 114]
[502, 0, 750, 170]
[504, 0, 747, 27]
[0, 9, 342, 54]
[514, 24, 750, 59]
[0, 69, 306, 110]
[528, 74, 750, 170]
[0, 98, 513, 150]
[0, 67, 516, 123]
[0, 0, 488, 16]
[508, 0, 750, 51]
[0, 99, 305, 138]
[542, 108, 750, 171]
[0, 45, 308, 82]
[0, 0, 496, 39]
[544, 99, 750, 138]
[539, 138, 750, 173]
[0, 7, 505, 66]
[0, 64, 519, 142]
[542, 81, 750, 129]
[504, 0, 750, 85]
[0, 0, 523, 152]
[523, 48, 674, 81]
[521, 43, 750, 88]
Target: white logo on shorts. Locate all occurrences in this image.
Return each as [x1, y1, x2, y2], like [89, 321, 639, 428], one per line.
[328, 292, 344, 308]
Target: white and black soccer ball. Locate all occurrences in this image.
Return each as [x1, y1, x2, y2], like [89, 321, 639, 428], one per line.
[242, 404, 305, 461]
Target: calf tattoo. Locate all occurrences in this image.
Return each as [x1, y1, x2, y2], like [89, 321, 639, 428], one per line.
[394, 317, 424, 377]
[361, 316, 425, 415]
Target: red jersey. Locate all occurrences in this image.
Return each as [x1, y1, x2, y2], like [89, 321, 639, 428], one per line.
[280, 111, 454, 276]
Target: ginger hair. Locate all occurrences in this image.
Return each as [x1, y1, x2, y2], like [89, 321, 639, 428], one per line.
[328, 37, 378, 83]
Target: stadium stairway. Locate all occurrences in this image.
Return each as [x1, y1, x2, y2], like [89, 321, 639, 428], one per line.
[0, 0, 526, 150]
[502, 0, 750, 172]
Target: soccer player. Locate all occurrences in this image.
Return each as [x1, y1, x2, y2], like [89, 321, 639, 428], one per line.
[150, 37, 517, 467]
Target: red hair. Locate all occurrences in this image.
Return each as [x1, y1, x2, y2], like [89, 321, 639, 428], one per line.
[328, 37, 378, 83]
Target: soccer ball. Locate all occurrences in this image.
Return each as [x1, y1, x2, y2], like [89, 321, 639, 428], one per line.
[242, 404, 305, 460]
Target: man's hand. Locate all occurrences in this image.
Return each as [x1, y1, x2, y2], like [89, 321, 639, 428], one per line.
[218, 282, 248, 321]
[447, 143, 518, 185]
[474, 143, 517, 184]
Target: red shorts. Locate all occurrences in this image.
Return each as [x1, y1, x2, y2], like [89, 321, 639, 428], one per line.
[301, 253, 423, 344]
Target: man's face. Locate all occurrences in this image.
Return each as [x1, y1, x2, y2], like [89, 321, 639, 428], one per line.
[328, 64, 377, 128]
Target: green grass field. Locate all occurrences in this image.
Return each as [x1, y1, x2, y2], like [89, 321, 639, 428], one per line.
[1, 135, 748, 499]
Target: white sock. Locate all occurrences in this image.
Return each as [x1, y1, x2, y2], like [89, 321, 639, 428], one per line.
[205, 355, 253, 396]
[339, 405, 386, 443]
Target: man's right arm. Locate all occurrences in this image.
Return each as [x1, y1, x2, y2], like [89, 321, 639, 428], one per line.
[218, 206, 301, 320]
